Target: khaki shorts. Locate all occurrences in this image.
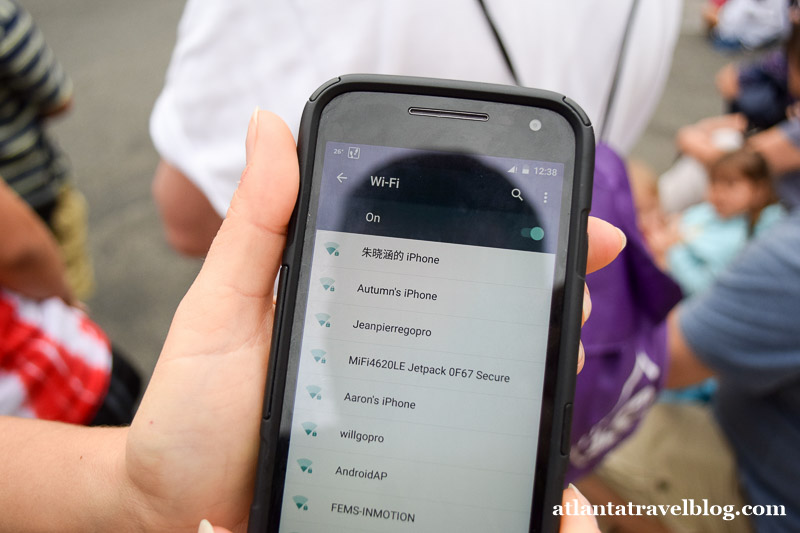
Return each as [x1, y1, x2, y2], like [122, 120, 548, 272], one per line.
[594, 402, 753, 533]
[51, 185, 94, 300]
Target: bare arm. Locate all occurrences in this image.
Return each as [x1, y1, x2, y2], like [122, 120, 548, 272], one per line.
[748, 125, 800, 175]
[0, 418, 134, 532]
[0, 181, 74, 303]
[665, 309, 716, 388]
[675, 113, 747, 166]
[152, 160, 223, 257]
[715, 63, 740, 101]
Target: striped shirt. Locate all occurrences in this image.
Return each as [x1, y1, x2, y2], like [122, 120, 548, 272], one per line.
[0, 0, 72, 210]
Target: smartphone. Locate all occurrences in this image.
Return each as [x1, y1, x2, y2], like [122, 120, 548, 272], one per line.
[248, 75, 594, 533]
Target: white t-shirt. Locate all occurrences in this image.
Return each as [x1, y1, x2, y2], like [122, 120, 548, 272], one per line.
[151, 0, 682, 216]
[717, 0, 790, 49]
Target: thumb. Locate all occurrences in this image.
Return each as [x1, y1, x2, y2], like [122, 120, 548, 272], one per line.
[198, 518, 232, 533]
[560, 484, 601, 533]
[193, 109, 299, 301]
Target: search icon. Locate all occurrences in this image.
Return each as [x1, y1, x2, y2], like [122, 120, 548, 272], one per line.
[511, 188, 523, 201]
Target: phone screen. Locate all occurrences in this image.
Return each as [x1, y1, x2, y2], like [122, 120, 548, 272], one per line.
[276, 133, 569, 532]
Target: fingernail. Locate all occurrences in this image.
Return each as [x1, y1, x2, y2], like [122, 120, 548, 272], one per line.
[582, 288, 591, 323]
[616, 226, 628, 252]
[577, 342, 585, 373]
[245, 106, 260, 162]
[198, 518, 214, 533]
[568, 483, 591, 506]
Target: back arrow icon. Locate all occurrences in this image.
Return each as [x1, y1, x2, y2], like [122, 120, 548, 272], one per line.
[336, 173, 348, 183]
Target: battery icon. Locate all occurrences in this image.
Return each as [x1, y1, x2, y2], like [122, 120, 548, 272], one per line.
[522, 164, 530, 175]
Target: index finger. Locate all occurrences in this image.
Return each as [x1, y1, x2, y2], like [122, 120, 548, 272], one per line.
[586, 216, 626, 275]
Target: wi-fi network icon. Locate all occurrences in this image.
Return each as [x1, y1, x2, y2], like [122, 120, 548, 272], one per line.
[297, 458, 313, 473]
[315, 313, 331, 327]
[293, 495, 309, 511]
[324, 242, 340, 256]
[311, 349, 327, 363]
[319, 277, 335, 291]
[306, 385, 322, 400]
[301, 422, 317, 436]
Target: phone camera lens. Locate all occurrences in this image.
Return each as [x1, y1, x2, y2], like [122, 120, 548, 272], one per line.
[529, 119, 542, 132]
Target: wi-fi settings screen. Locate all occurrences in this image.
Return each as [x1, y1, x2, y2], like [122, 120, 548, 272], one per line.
[279, 142, 564, 533]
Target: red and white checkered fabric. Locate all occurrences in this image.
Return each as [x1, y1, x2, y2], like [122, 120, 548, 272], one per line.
[0, 290, 111, 424]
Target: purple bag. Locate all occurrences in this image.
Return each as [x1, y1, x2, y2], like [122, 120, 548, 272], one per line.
[567, 144, 682, 482]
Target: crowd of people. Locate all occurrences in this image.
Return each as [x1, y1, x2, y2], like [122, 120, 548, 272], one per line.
[578, 11, 800, 532]
[1, 0, 798, 532]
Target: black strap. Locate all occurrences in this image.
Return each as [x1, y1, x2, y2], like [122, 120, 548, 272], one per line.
[477, 0, 641, 143]
[599, 0, 641, 142]
[476, 0, 520, 85]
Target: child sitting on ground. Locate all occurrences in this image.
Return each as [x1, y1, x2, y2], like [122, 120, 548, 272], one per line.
[654, 148, 784, 297]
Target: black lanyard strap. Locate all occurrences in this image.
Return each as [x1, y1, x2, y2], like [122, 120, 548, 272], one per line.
[476, 0, 641, 143]
[599, 0, 641, 142]
[476, 0, 520, 85]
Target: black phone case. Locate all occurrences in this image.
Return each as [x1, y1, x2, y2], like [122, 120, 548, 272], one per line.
[247, 74, 595, 533]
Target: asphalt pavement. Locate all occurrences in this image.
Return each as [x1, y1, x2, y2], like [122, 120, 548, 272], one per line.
[24, 0, 735, 382]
